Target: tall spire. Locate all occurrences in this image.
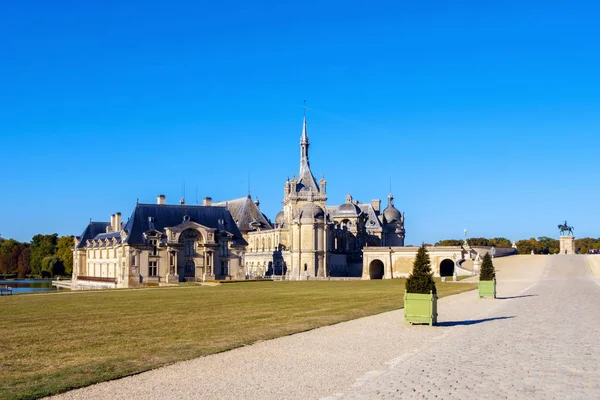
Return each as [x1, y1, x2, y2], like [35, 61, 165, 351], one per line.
[299, 101, 310, 175]
[295, 102, 320, 193]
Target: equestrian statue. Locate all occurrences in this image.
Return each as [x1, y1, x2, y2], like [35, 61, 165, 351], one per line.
[557, 221, 574, 236]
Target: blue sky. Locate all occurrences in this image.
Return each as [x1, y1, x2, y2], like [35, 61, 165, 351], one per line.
[1, 1, 599, 244]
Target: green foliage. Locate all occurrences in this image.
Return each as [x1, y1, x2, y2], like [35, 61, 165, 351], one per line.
[434, 239, 463, 246]
[17, 246, 31, 278]
[42, 255, 65, 277]
[0, 234, 73, 278]
[574, 238, 600, 254]
[467, 237, 512, 247]
[56, 236, 75, 274]
[405, 245, 437, 294]
[479, 253, 495, 281]
[30, 234, 58, 275]
[435, 237, 512, 247]
[0, 239, 30, 277]
[516, 237, 561, 254]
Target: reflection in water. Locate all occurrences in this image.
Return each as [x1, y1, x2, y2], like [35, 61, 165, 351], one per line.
[0, 279, 68, 294]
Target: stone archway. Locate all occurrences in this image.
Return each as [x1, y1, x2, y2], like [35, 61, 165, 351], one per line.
[440, 259, 454, 277]
[369, 259, 385, 279]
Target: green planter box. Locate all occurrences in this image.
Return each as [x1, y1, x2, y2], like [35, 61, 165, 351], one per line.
[404, 290, 437, 326]
[478, 279, 496, 298]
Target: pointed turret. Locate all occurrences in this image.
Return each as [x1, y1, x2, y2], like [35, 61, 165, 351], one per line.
[299, 116, 310, 175]
[296, 114, 319, 192]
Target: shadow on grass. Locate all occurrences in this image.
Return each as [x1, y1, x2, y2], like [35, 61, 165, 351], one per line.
[496, 294, 538, 300]
[437, 316, 514, 327]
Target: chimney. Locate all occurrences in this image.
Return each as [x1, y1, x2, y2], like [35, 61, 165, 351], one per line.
[114, 212, 122, 232]
[109, 214, 115, 232]
[179, 198, 186, 205]
[157, 194, 166, 205]
[203, 197, 212, 206]
[371, 199, 381, 213]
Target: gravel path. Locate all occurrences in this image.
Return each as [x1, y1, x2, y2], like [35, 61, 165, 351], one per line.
[340, 255, 600, 399]
[53, 255, 561, 400]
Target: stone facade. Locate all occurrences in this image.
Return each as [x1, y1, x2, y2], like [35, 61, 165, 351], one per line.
[362, 245, 517, 279]
[72, 199, 247, 289]
[72, 114, 408, 286]
[218, 116, 406, 279]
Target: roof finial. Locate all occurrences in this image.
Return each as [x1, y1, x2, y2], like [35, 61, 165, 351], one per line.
[303, 99, 306, 117]
[248, 172, 252, 198]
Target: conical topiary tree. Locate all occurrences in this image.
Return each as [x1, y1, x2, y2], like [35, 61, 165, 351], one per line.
[405, 244, 437, 294]
[479, 252, 495, 281]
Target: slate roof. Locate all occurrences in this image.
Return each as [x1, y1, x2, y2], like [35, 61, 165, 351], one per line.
[213, 196, 272, 232]
[122, 203, 247, 246]
[296, 169, 320, 193]
[358, 203, 383, 230]
[75, 221, 110, 249]
[326, 203, 383, 231]
[90, 231, 123, 247]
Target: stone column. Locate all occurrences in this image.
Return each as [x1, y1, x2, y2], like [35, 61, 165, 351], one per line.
[560, 236, 575, 255]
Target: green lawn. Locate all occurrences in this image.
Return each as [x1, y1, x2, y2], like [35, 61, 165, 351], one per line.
[0, 279, 475, 399]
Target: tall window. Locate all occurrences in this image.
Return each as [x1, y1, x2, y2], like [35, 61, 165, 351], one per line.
[151, 239, 158, 256]
[181, 230, 201, 257]
[221, 261, 228, 276]
[149, 261, 158, 276]
[185, 239, 195, 257]
[169, 253, 175, 275]
[220, 240, 228, 257]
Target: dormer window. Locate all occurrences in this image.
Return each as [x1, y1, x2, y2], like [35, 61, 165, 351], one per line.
[150, 239, 158, 256]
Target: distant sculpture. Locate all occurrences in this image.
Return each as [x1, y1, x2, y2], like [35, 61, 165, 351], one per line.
[557, 221, 574, 236]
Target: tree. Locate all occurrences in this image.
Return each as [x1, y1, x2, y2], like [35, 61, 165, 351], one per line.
[17, 246, 31, 278]
[56, 236, 74, 274]
[574, 238, 600, 254]
[468, 237, 490, 246]
[516, 238, 536, 254]
[490, 237, 512, 248]
[434, 239, 463, 246]
[30, 234, 58, 275]
[479, 252, 495, 281]
[0, 239, 20, 275]
[41, 255, 64, 278]
[405, 245, 437, 294]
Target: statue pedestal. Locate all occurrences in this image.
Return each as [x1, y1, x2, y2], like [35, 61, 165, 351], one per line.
[560, 236, 575, 255]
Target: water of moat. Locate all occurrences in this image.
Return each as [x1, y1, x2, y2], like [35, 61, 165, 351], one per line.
[0, 279, 68, 294]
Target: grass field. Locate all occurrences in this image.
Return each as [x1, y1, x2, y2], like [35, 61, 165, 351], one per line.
[0, 279, 476, 399]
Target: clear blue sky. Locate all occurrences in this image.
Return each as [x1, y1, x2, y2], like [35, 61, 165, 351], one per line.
[1, 0, 599, 244]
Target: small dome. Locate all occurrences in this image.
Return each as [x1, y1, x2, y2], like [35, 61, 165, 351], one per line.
[383, 206, 402, 224]
[300, 202, 325, 220]
[275, 210, 286, 226]
[335, 202, 361, 217]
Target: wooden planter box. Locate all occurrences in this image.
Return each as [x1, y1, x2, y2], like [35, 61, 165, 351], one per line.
[478, 279, 496, 298]
[404, 290, 438, 326]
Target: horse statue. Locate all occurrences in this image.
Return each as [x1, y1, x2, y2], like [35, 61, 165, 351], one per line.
[557, 221, 574, 236]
